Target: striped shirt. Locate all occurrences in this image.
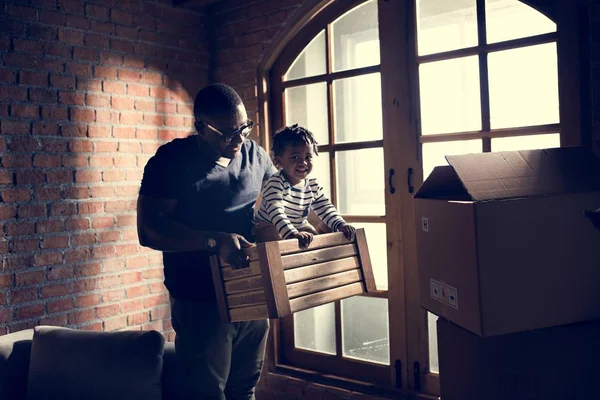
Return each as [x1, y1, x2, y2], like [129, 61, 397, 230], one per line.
[255, 170, 345, 239]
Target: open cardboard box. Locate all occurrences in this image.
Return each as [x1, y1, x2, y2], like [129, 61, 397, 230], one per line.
[414, 146, 600, 337]
[210, 229, 377, 323]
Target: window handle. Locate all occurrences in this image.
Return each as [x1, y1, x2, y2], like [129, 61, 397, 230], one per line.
[388, 168, 396, 194]
[407, 167, 414, 194]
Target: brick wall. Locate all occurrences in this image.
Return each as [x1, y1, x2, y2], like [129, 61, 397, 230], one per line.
[0, 0, 209, 337]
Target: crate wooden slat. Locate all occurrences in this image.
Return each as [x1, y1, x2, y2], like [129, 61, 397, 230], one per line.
[210, 229, 377, 322]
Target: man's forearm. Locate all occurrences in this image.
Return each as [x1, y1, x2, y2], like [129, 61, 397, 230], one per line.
[139, 217, 222, 253]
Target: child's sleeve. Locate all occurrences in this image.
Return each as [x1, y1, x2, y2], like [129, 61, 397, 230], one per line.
[258, 177, 299, 239]
[310, 179, 345, 232]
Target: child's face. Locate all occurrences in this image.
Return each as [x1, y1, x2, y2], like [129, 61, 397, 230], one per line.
[276, 143, 314, 185]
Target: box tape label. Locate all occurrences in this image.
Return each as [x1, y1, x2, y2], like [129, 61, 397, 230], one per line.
[430, 279, 458, 310]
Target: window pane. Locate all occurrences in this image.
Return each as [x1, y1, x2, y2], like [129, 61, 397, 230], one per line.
[422, 139, 482, 179]
[486, 0, 556, 44]
[419, 57, 481, 135]
[336, 148, 385, 216]
[492, 133, 560, 152]
[489, 43, 559, 129]
[352, 223, 387, 291]
[285, 83, 329, 145]
[428, 312, 439, 374]
[332, 0, 379, 72]
[284, 30, 326, 81]
[294, 303, 336, 355]
[416, 0, 477, 56]
[311, 151, 331, 200]
[342, 296, 389, 365]
[333, 73, 383, 143]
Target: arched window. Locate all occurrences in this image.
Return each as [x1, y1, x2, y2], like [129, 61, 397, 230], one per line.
[265, 0, 574, 396]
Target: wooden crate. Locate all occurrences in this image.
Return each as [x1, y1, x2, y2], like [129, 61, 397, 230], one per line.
[210, 229, 377, 323]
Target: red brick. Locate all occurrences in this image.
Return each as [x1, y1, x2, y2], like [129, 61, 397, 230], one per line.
[77, 77, 103, 92]
[8, 4, 37, 20]
[65, 218, 90, 232]
[104, 316, 127, 331]
[115, 25, 138, 41]
[128, 312, 148, 326]
[92, 245, 116, 260]
[77, 202, 103, 215]
[20, 71, 48, 87]
[140, 72, 162, 85]
[3, 54, 35, 70]
[89, 155, 113, 167]
[0, 106, 8, 119]
[75, 262, 101, 277]
[50, 75, 77, 90]
[0, 171, 13, 185]
[103, 81, 126, 94]
[74, 293, 100, 308]
[86, 94, 110, 107]
[64, 187, 91, 199]
[122, 228, 138, 241]
[69, 139, 94, 152]
[70, 108, 96, 122]
[10, 137, 39, 152]
[165, 115, 184, 127]
[43, 235, 69, 249]
[59, 91, 86, 105]
[38, 9, 65, 24]
[2, 155, 31, 168]
[111, 38, 134, 53]
[42, 105, 69, 121]
[65, 14, 90, 30]
[16, 304, 45, 320]
[96, 303, 121, 318]
[145, 114, 165, 126]
[66, 61, 91, 77]
[90, 20, 115, 35]
[30, 88, 57, 104]
[103, 259, 125, 272]
[58, 29, 83, 45]
[47, 265, 74, 281]
[65, 248, 92, 265]
[103, 289, 125, 303]
[6, 221, 35, 237]
[17, 203, 46, 218]
[84, 33, 109, 48]
[112, 96, 135, 110]
[122, 271, 142, 284]
[0, 309, 12, 324]
[48, 298, 74, 313]
[118, 69, 141, 84]
[10, 287, 38, 304]
[68, 309, 95, 324]
[41, 315, 69, 327]
[34, 252, 63, 267]
[150, 306, 170, 321]
[45, 170, 73, 184]
[36, 219, 64, 234]
[98, 275, 120, 289]
[1, 189, 31, 203]
[126, 285, 148, 298]
[91, 186, 115, 198]
[128, 83, 149, 96]
[0, 86, 28, 101]
[12, 38, 43, 54]
[40, 138, 68, 152]
[95, 110, 119, 123]
[85, 3, 109, 20]
[144, 294, 166, 308]
[95, 141, 118, 152]
[114, 156, 137, 168]
[157, 101, 177, 114]
[70, 278, 97, 294]
[44, 42, 72, 60]
[102, 170, 125, 182]
[12, 239, 41, 254]
[75, 171, 101, 183]
[1, 120, 30, 135]
[100, 52, 123, 65]
[79, 322, 102, 331]
[15, 270, 44, 286]
[94, 65, 118, 79]
[0, 206, 17, 220]
[61, 123, 87, 137]
[42, 283, 68, 298]
[71, 232, 95, 246]
[33, 122, 59, 136]
[124, 56, 145, 69]
[15, 170, 44, 185]
[73, 47, 98, 62]
[37, 58, 65, 74]
[135, 128, 157, 139]
[120, 112, 143, 124]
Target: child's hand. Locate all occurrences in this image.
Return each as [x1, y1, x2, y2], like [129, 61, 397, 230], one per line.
[338, 224, 356, 241]
[291, 231, 313, 248]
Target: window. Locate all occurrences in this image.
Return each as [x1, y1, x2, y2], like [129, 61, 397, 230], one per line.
[264, 0, 572, 396]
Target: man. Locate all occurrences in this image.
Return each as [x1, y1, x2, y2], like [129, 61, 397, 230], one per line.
[136, 83, 276, 399]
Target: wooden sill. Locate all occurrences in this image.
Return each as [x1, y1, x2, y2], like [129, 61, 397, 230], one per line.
[271, 363, 440, 400]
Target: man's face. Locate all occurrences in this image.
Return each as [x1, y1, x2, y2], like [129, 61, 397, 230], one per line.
[197, 103, 249, 159]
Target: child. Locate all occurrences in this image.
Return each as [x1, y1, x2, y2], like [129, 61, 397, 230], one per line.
[254, 124, 355, 247]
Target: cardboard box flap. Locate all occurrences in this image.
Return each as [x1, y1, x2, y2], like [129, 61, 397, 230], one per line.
[414, 166, 471, 200]
[445, 147, 600, 201]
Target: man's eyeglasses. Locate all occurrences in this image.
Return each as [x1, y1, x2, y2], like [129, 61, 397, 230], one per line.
[199, 120, 255, 144]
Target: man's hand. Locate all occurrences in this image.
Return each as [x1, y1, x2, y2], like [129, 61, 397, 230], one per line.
[218, 233, 254, 269]
[290, 231, 313, 248]
[338, 223, 356, 241]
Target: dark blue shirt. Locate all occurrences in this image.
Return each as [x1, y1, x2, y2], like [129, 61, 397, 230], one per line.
[139, 136, 275, 302]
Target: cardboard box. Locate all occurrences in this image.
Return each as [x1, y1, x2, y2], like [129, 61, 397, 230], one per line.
[210, 229, 377, 323]
[437, 318, 600, 400]
[415, 147, 600, 336]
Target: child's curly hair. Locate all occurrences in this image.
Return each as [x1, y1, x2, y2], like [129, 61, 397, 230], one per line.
[271, 124, 319, 157]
